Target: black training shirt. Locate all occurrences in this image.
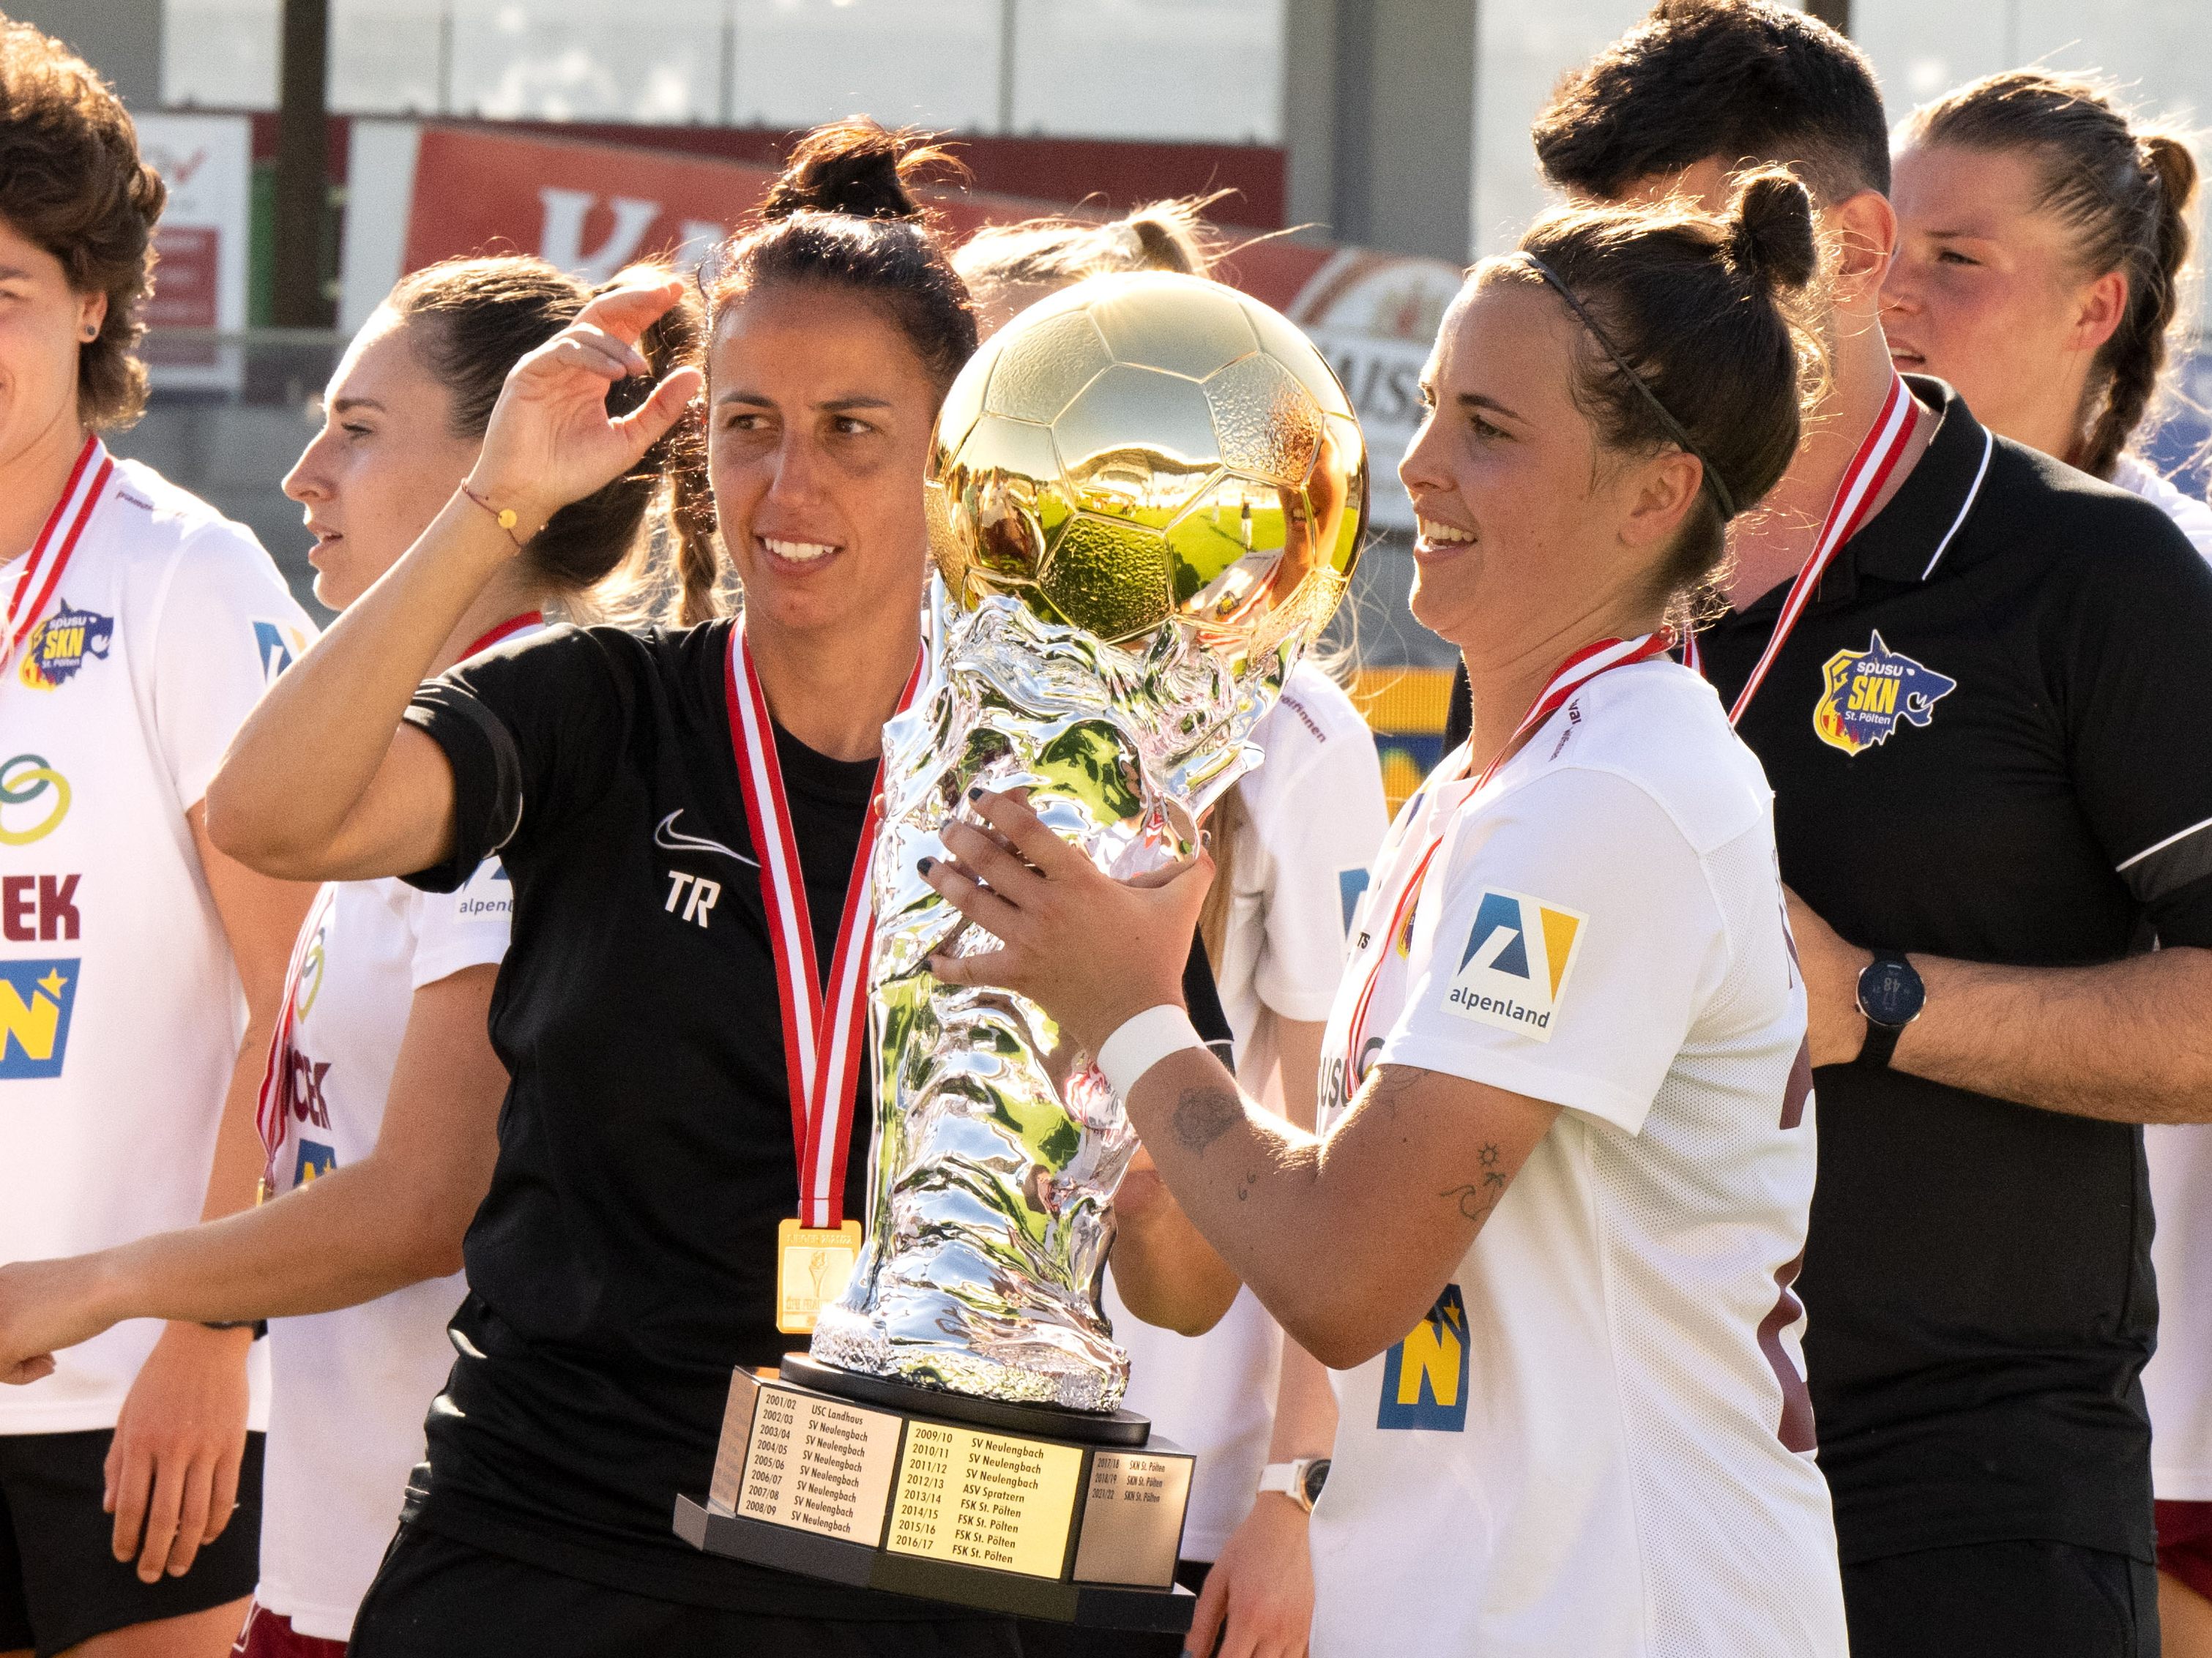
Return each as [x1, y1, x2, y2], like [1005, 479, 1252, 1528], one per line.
[1698, 378, 2212, 1566]
[400, 619, 967, 1620]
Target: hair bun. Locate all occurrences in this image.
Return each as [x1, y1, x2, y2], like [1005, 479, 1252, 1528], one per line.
[760, 118, 963, 225]
[1727, 169, 1818, 292]
[2142, 131, 2202, 220]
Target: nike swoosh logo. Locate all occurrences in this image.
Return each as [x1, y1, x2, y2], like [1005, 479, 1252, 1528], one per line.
[655, 810, 756, 867]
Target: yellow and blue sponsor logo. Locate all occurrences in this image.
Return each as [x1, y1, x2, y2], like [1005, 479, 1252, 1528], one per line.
[1813, 630, 1956, 756]
[292, 1140, 336, 1187]
[0, 957, 79, 1079]
[1442, 889, 1587, 1041]
[17, 602, 111, 691]
[0, 755, 70, 847]
[253, 620, 310, 682]
[1378, 1283, 1470, 1431]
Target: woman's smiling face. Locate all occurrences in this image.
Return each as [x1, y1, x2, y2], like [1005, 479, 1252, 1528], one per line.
[706, 284, 941, 641]
[1398, 272, 1690, 658]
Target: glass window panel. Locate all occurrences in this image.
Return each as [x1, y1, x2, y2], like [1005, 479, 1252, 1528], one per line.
[446, 0, 726, 123]
[161, 0, 280, 110]
[329, 0, 448, 115]
[731, 0, 1002, 132]
[1470, 0, 1657, 257]
[1010, 0, 1282, 143]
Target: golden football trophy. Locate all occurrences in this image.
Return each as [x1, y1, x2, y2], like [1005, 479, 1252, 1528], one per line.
[681, 272, 1366, 1627]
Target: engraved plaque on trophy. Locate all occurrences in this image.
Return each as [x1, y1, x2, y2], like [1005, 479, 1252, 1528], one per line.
[677, 273, 1366, 1629]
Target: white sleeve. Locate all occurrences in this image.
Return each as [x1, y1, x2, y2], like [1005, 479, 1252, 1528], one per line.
[1245, 677, 1392, 1023]
[1379, 766, 1729, 1135]
[147, 523, 317, 808]
[408, 859, 515, 989]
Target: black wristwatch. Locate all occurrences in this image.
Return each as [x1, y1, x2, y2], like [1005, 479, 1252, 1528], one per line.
[1854, 955, 1924, 1070]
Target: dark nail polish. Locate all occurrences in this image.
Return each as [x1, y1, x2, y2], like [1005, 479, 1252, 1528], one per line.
[918, 856, 936, 875]
[967, 783, 986, 801]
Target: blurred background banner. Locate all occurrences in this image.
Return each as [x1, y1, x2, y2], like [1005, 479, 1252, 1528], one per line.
[13, 0, 2206, 807]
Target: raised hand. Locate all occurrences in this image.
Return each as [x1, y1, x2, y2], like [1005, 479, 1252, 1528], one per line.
[463, 275, 705, 537]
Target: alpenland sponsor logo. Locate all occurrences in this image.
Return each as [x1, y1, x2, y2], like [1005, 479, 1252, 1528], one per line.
[1443, 984, 1552, 1031]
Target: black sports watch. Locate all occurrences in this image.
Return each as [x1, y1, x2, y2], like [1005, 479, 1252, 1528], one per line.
[1854, 955, 1924, 1070]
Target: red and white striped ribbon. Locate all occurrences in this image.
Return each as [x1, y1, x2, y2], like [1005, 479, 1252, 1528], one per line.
[2, 436, 113, 688]
[1341, 627, 1675, 1072]
[726, 625, 921, 1231]
[1683, 374, 1921, 722]
[461, 610, 544, 659]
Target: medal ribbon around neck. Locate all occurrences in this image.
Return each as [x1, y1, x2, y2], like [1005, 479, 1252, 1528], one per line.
[460, 610, 544, 659]
[726, 624, 922, 1231]
[1, 435, 112, 689]
[255, 881, 340, 1198]
[1341, 627, 1675, 1081]
[1683, 374, 1921, 722]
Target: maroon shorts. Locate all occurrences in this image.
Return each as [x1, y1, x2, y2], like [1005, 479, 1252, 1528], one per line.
[233, 1601, 347, 1658]
[2157, 1499, 2212, 1603]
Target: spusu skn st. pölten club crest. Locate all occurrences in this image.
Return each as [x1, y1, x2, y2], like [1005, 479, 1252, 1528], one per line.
[1813, 630, 1955, 756]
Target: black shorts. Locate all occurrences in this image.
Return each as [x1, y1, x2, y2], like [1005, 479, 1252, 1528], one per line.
[1843, 1540, 2158, 1658]
[0, 1428, 264, 1658]
[349, 1525, 1024, 1658]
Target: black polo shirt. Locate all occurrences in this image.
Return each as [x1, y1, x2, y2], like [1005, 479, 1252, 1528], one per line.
[396, 619, 988, 1624]
[1697, 378, 2212, 1567]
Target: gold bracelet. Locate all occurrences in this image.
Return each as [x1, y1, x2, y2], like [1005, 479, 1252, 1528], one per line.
[461, 483, 531, 551]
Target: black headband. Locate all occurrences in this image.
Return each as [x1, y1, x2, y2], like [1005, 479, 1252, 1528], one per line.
[1508, 252, 1739, 521]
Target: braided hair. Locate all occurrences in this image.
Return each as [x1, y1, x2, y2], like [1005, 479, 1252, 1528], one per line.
[1907, 71, 2200, 480]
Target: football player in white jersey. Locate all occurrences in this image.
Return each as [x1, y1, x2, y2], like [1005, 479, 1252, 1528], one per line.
[0, 256, 707, 1658]
[0, 19, 318, 1658]
[958, 206, 1390, 1658]
[1885, 78, 2212, 1654]
[923, 176, 1850, 1657]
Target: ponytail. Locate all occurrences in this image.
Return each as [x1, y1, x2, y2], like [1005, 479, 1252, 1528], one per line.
[1907, 72, 2202, 480]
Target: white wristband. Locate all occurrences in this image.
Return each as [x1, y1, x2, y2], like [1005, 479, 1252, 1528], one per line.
[1095, 1005, 1206, 1099]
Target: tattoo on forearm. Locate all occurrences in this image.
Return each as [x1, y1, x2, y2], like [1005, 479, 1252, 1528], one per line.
[1171, 1087, 1243, 1155]
[1370, 1064, 1420, 1118]
[1440, 1143, 1510, 1224]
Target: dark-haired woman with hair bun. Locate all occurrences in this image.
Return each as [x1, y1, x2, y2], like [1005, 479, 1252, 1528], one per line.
[1887, 73, 2212, 1657]
[177, 122, 1017, 1657]
[0, 250, 711, 1658]
[915, 174, 1847, 1656]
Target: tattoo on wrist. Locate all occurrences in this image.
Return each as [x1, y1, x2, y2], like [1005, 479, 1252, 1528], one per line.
[1172, 1086, 1242, 1154]
[1440, 1143, 1510, 1224]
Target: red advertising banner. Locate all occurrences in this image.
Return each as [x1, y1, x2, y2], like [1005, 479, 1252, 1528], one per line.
[397, 124, 1464, 534]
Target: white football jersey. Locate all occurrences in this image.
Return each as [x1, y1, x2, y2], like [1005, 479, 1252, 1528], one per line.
[1107, 662, 1388, 1560]
[257, 853, 517, 1640]
[2113, 455, 2212, 1501]
[0, 456, 309, 1433]
[1309, 660, 1846, 1658]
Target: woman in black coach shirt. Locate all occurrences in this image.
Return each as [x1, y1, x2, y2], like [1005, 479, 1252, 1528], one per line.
[202, 122, 1018, 1658]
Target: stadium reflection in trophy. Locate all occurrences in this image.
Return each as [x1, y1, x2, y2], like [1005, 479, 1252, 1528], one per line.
[678, 272, 1366, 1629]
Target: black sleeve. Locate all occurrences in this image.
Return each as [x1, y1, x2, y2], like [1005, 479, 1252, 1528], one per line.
[401, 624, 636, 893]
[2049, 498, 2212, 946]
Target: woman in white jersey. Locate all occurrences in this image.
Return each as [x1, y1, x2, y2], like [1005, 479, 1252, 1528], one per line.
[0, 256, 708, 1657]
[0, 21, 319, 1658]
[956, 203, 1389, 1658]
[920, 175, 1850, 1657]
[1884, 73, 2212, 1654]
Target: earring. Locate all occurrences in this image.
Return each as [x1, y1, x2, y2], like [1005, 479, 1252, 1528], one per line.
[81, 324, 97, 341]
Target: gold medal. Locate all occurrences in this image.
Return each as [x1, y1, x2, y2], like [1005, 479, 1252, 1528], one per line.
[775, 1217, 863, 1335]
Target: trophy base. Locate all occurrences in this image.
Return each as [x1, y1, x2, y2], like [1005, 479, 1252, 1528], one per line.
[675, 1359, 1195, 1629]
[779, 1353, 1151, 1446]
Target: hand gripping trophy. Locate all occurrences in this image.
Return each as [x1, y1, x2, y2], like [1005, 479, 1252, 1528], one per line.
[680, 272, 1365, 1627]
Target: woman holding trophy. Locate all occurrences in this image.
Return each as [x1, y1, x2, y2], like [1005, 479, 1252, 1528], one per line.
[187, 122, 1019, 1657]
[923, 175, 1852, 1656]
[957, 204, 1387, 1658]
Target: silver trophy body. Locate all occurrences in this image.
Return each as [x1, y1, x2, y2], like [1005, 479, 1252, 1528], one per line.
[808, 272, 1366, 1413]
